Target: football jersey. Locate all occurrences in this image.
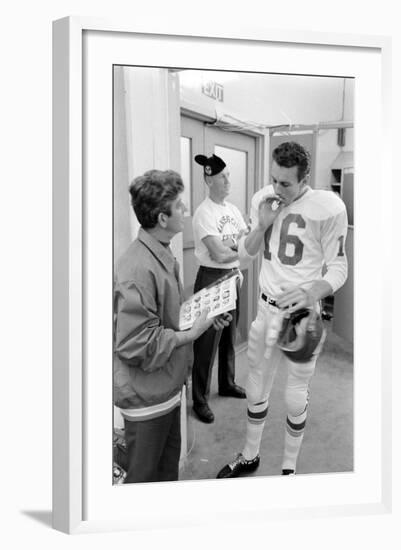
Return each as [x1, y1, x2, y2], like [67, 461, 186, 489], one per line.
[249, 185, 348, 297]
[193, 196, 247, 269]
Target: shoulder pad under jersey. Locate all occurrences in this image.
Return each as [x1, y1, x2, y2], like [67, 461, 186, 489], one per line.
[300, 189, 346, 221]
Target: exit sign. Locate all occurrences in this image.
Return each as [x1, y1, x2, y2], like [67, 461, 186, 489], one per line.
[202, 81, 224, 102]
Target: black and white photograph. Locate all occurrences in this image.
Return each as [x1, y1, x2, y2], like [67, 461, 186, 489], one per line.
[2, 0, 398, 544]
[112, 67, 354, 485]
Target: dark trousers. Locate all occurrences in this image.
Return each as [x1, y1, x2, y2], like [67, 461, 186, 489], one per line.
[192, 266, 240, 407]
[123, 406, 181, 483]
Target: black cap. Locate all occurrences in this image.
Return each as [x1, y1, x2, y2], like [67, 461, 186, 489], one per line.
[194, 154, 226, 176]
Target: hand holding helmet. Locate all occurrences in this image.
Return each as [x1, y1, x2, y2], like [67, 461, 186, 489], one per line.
[276, 284, 315, 313]
[276, 308, 326, 363]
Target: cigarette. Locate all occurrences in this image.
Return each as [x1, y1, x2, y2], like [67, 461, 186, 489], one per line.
[271, 199, 281, 211]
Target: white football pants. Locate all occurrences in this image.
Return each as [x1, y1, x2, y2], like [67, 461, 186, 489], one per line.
[242, 297, 318, 469]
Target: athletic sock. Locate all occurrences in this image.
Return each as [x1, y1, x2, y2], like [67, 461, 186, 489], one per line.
[282, 408, 307, 472]
[242, 401, 268, 460]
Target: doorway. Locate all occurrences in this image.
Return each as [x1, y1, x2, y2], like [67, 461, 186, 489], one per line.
[180, 115, 259, 347]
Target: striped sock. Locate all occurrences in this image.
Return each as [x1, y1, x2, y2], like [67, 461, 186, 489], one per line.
[242, 401, 268, 460]
[282, 408, 307, 472]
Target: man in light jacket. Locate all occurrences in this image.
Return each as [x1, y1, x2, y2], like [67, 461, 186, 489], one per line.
[114, 169, 230, 483]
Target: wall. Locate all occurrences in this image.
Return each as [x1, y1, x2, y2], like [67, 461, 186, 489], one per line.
[315, 78, 354, 190]
[179, 70, 346, 127]
[315, 126, 354, 190]
[114, 66, 183, 268]
[113, 67, 133, 264]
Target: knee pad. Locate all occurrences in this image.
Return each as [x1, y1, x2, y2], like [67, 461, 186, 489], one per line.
[285, 360, 315, 417]
[246, 376, 265, 405]
[285, 386, 308, 418]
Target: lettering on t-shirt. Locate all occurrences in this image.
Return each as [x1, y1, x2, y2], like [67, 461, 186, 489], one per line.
[217, 215, 242, 243]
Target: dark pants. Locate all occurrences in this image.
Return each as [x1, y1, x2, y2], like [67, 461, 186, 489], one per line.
[192, 266, 240, 407]
[123, 406, 181, 483]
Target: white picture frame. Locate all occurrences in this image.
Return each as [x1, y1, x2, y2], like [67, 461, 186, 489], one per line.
[52, 16, 392, 534]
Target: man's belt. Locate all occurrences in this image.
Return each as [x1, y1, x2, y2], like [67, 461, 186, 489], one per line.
[261, 293, 278, 308]
[199, 266, 238, 273]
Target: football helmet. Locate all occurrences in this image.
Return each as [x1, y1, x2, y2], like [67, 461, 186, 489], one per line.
[277, 308, 326, 363]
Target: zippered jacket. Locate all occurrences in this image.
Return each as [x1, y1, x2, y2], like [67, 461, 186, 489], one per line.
[114, 228, 192, 420]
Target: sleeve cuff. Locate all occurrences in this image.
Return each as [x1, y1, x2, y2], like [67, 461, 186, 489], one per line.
[322, 271, 346, 294]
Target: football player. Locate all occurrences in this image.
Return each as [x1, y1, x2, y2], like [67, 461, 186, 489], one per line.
[216, 141, 348, 478]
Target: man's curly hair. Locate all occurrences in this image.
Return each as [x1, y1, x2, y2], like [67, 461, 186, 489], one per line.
[272, 141, 311, 182]
[129, 170, 184, 229]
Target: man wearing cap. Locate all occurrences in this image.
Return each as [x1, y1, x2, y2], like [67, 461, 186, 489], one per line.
[191, 154, 248, 423]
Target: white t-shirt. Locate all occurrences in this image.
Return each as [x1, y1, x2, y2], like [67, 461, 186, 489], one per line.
[247, 185, 348, 296]
[193, 196, 247, 269]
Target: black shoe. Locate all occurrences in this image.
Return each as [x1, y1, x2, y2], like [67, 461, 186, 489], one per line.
[193, 403, 214, 423]
[282, 469, 295, 475]
[218, 384, 246, 399]
[217, 453, 260, 478]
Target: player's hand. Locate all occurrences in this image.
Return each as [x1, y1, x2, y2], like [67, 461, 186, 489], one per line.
[212, 312, 232, 330]
[257, 196, 283, 231]
[191, 309, 214, 339]
[276, 284, 315, 314]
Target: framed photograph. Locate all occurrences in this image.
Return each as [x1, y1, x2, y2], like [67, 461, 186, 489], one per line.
[53, 17, 392, 534]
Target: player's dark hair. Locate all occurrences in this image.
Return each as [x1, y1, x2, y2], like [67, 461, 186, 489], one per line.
[272, 141, 311, 182]
[129, 170, 184, 229]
